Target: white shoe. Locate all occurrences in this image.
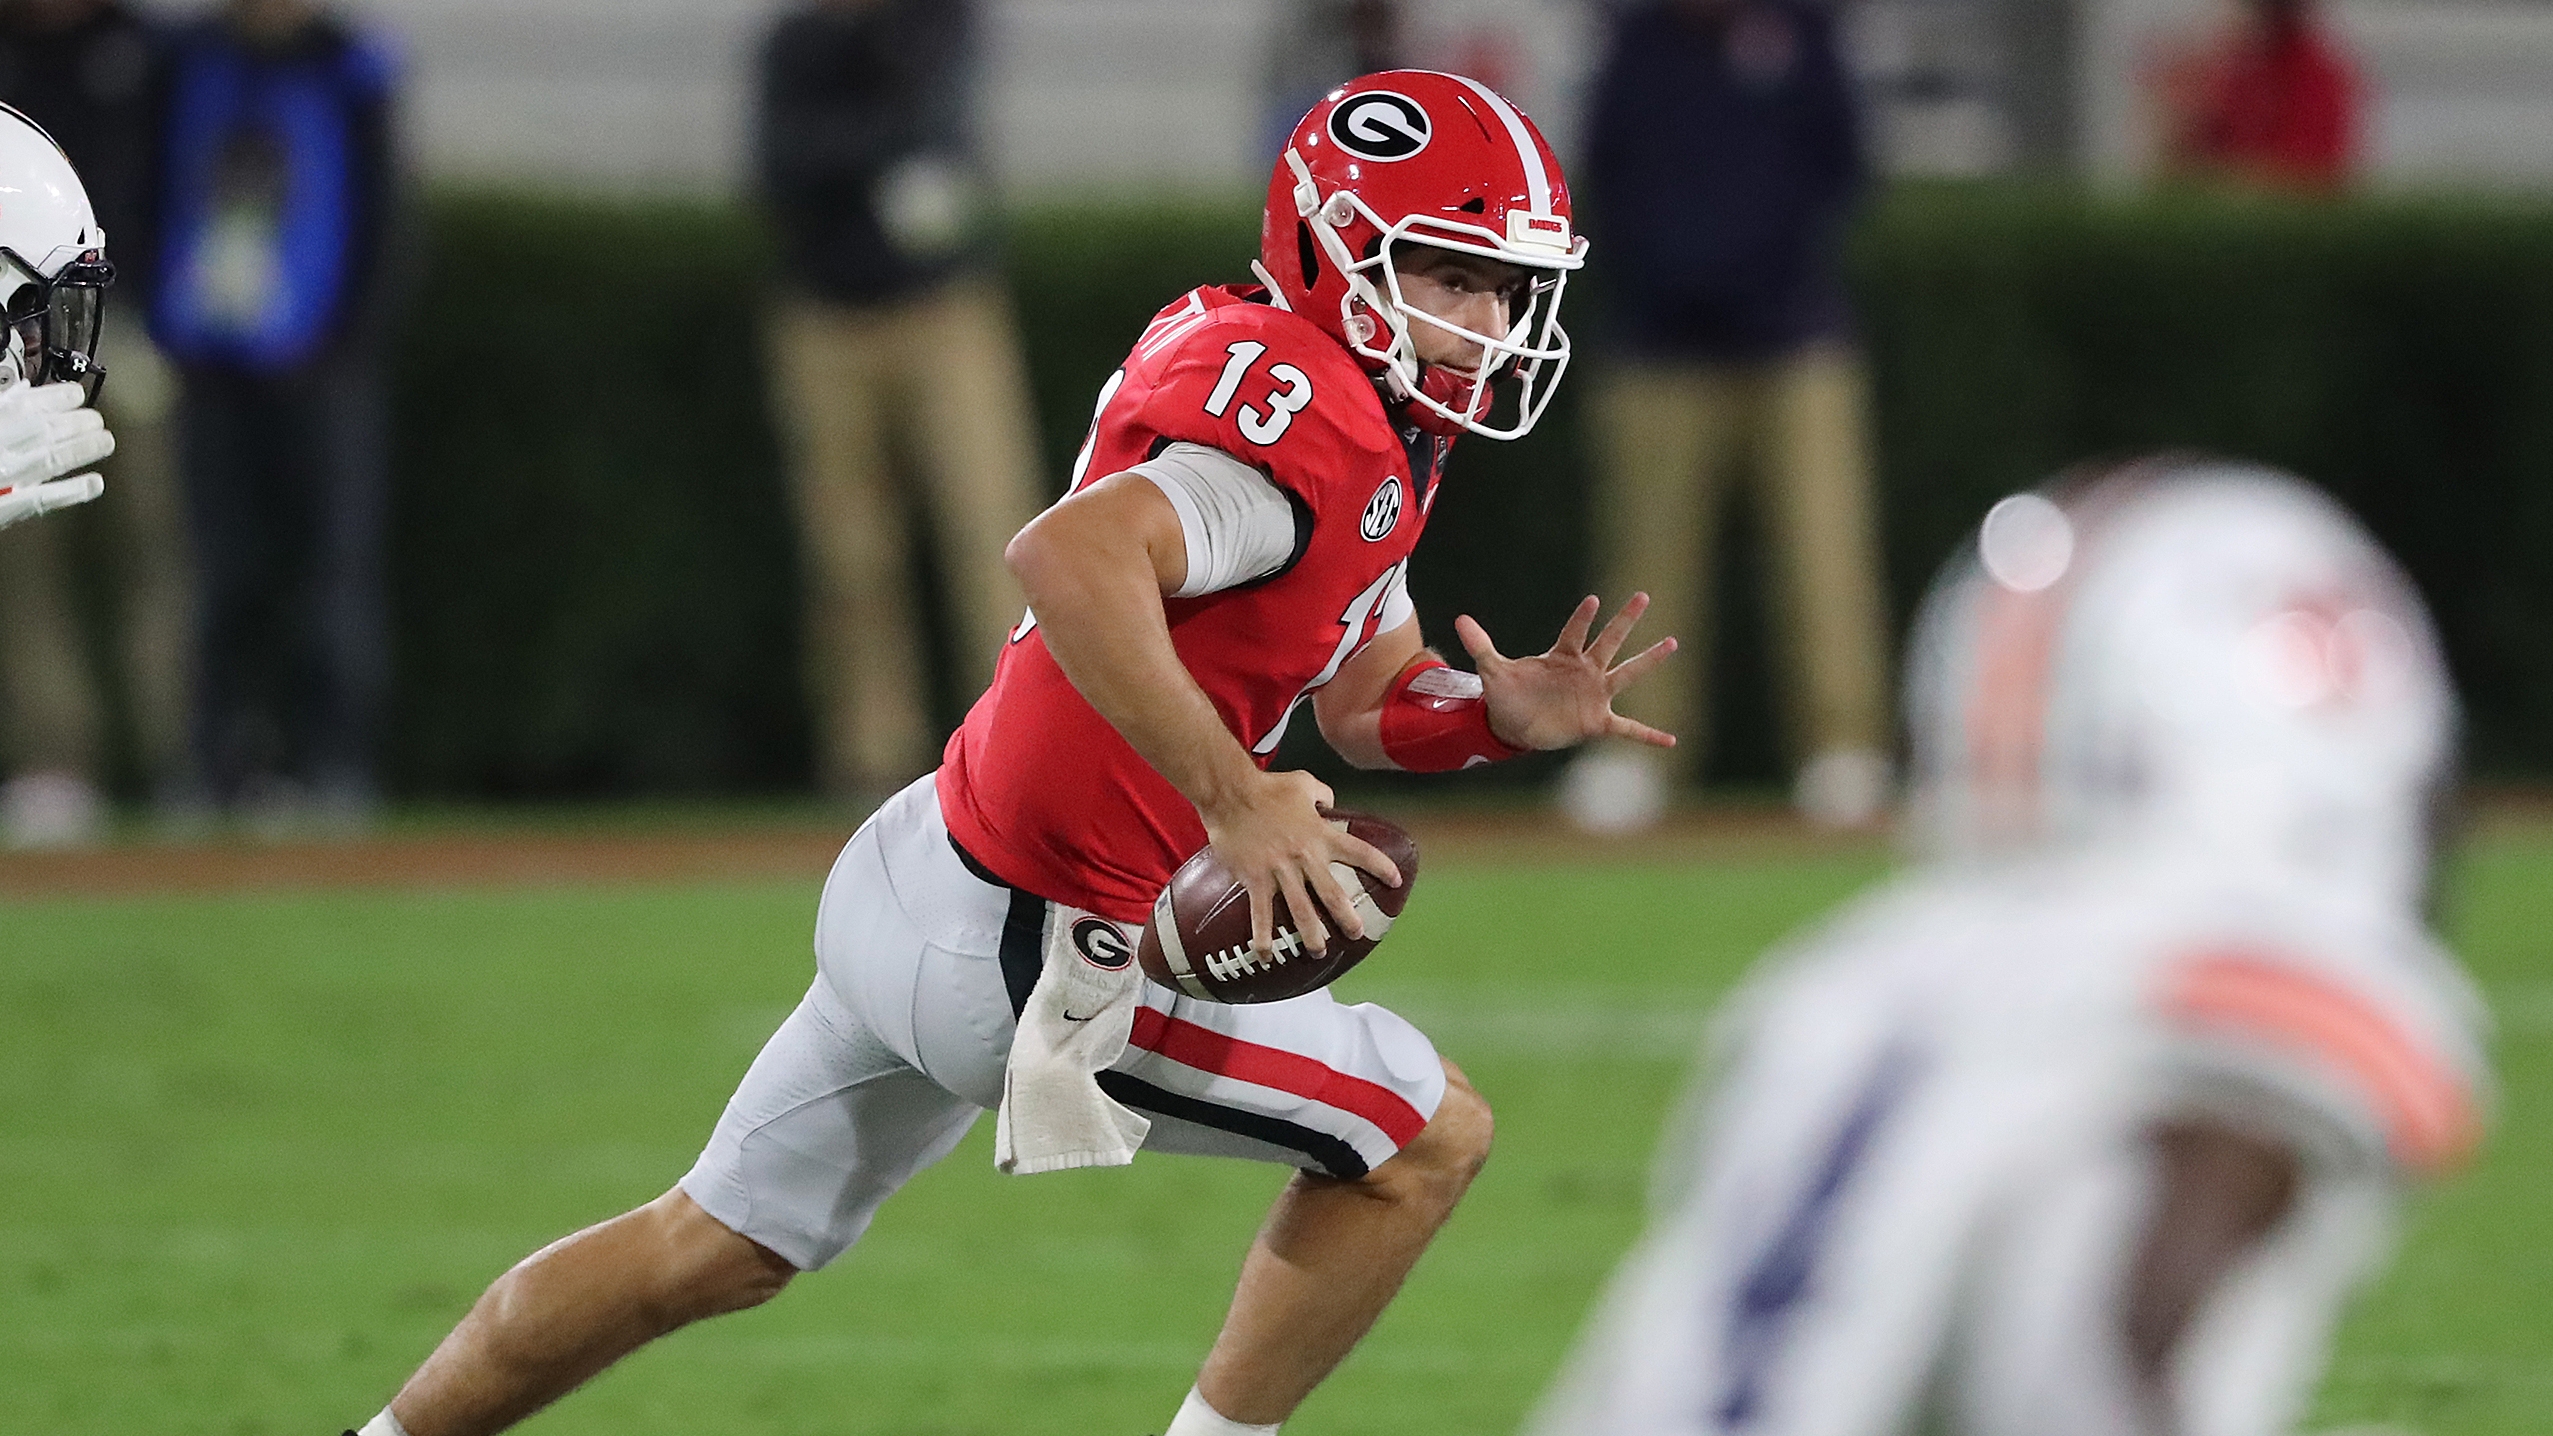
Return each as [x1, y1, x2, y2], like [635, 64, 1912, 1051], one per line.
[1, 770, 107, 849]
[1794, 747, 1892, 830]
[1559, 747, 1670, 835]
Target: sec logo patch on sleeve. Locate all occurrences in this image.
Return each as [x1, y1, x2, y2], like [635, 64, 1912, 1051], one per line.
[1360, 476, 1404, 541]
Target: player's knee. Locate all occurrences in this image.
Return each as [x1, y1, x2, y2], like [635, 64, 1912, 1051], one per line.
[1370, 1062, 1493, 1208]
[633, 1188, 799, 1327]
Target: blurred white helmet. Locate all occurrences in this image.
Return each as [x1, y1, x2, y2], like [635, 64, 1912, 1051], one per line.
[1904, 458, 2456, 912]
[0, 101, 111, 400]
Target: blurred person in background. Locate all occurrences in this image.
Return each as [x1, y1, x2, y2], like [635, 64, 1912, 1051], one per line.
[1562, 0, 1890, 834]
[152, 0, 402, 831]
[2157, 0, 2363, 189]
[1262, 0, 1404, 161]
[0, 0, 183, 848]
[756, 0, 1045, 805]
[1531, 459, 2487, 1436]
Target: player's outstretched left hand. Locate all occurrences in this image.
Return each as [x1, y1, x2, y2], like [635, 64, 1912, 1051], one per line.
[1454, 593, 1678, 753]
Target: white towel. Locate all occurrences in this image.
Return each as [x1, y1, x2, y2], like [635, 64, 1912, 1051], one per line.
[995, 906, 1152, 1175]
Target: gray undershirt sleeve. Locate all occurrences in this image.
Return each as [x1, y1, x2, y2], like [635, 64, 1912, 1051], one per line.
[1129, 441, 1302, 597]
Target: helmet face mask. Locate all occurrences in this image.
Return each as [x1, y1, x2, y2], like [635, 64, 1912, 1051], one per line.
[1, 248, 112, 403]
[0, 102, 112, 405]
[1264, 72, 1587, 441]
[1360, 225, 1572, 437]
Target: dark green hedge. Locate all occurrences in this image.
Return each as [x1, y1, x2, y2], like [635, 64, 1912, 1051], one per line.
[1856, 186, 2553, 779]
[386, 185, 2553, 796]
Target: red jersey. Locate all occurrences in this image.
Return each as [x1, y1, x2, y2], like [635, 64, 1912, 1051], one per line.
[940, 284, 1447, 923]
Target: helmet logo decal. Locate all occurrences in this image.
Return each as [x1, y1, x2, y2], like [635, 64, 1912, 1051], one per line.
[1360, 476, 1404, 542]
[1328, 92, 1432, 162]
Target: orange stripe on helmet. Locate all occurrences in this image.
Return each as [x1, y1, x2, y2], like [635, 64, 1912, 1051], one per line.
[1958, 462, 2168, 844]
[1965, 578, 2065, 841]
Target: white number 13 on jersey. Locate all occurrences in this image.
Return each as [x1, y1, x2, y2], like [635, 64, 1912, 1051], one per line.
[1203, 340, 1313, 446]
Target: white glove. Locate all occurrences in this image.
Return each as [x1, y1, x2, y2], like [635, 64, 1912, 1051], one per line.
[0, 381, 114, 532]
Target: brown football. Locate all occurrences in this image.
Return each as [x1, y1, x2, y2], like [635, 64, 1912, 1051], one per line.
[1137, 810, 1420, 1004]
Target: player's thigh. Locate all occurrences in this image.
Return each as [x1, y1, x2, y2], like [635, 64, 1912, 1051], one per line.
[1587, 363, 1721, 554]
[896, 279, 1038, 449]
[822, 775, 1024, 1109]
[679, 975, 981, 1273]
[895, 283, 1043, 557]
[765, 299, 897, 542]
[1103, 986, 1448, 1182]
[682, 782, 1001, 1271]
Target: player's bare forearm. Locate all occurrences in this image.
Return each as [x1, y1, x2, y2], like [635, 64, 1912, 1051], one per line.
[1313, 619, 1430, 769]
[1006, 474, 1263, 810]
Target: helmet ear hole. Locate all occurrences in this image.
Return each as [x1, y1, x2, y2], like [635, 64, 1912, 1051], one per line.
[1296, 221, 1320, 290]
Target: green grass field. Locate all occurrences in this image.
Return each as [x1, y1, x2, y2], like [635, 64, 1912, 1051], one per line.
[5, 828, 2549, 1435]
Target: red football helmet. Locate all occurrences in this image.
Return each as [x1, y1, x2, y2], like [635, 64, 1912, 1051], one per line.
[1257, 70, 1587, 441]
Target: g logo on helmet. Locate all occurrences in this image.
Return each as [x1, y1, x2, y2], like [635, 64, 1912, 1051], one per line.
[1328, 91, 1431, 162]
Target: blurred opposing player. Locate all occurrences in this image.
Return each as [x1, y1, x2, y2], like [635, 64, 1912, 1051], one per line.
[1531, 459, 2486, 1436]
[0, 100, 116, 532]
[348, 71, 1674, 1436]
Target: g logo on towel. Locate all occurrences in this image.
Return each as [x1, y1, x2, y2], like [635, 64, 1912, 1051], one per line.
[1071, 916, 1133, 971]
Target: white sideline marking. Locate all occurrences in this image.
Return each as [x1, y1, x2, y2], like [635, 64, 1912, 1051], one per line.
[1355, 993, 1715, 1061]
[729, 982, 2551, 1064]
[1382, 981, 2553, 1054]
[724, 993, 1717, 1061]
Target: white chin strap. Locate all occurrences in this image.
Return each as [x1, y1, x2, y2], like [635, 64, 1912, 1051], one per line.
[1285, 148, 1581, 442]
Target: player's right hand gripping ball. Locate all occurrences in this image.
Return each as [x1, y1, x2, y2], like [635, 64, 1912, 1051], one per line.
[1138, 811, 1420, 1004]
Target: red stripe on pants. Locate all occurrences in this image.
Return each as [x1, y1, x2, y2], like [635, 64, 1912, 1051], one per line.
[1128, 1006, 1428, 1147]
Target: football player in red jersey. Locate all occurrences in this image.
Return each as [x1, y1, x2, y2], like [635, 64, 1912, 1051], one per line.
[347, 73, 1673, 1436]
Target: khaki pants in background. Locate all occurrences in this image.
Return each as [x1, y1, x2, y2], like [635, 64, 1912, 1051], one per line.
[1589, 346, 1890, 786]
[767, 279, 1045, 797]
[0, 333, 190, 785]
